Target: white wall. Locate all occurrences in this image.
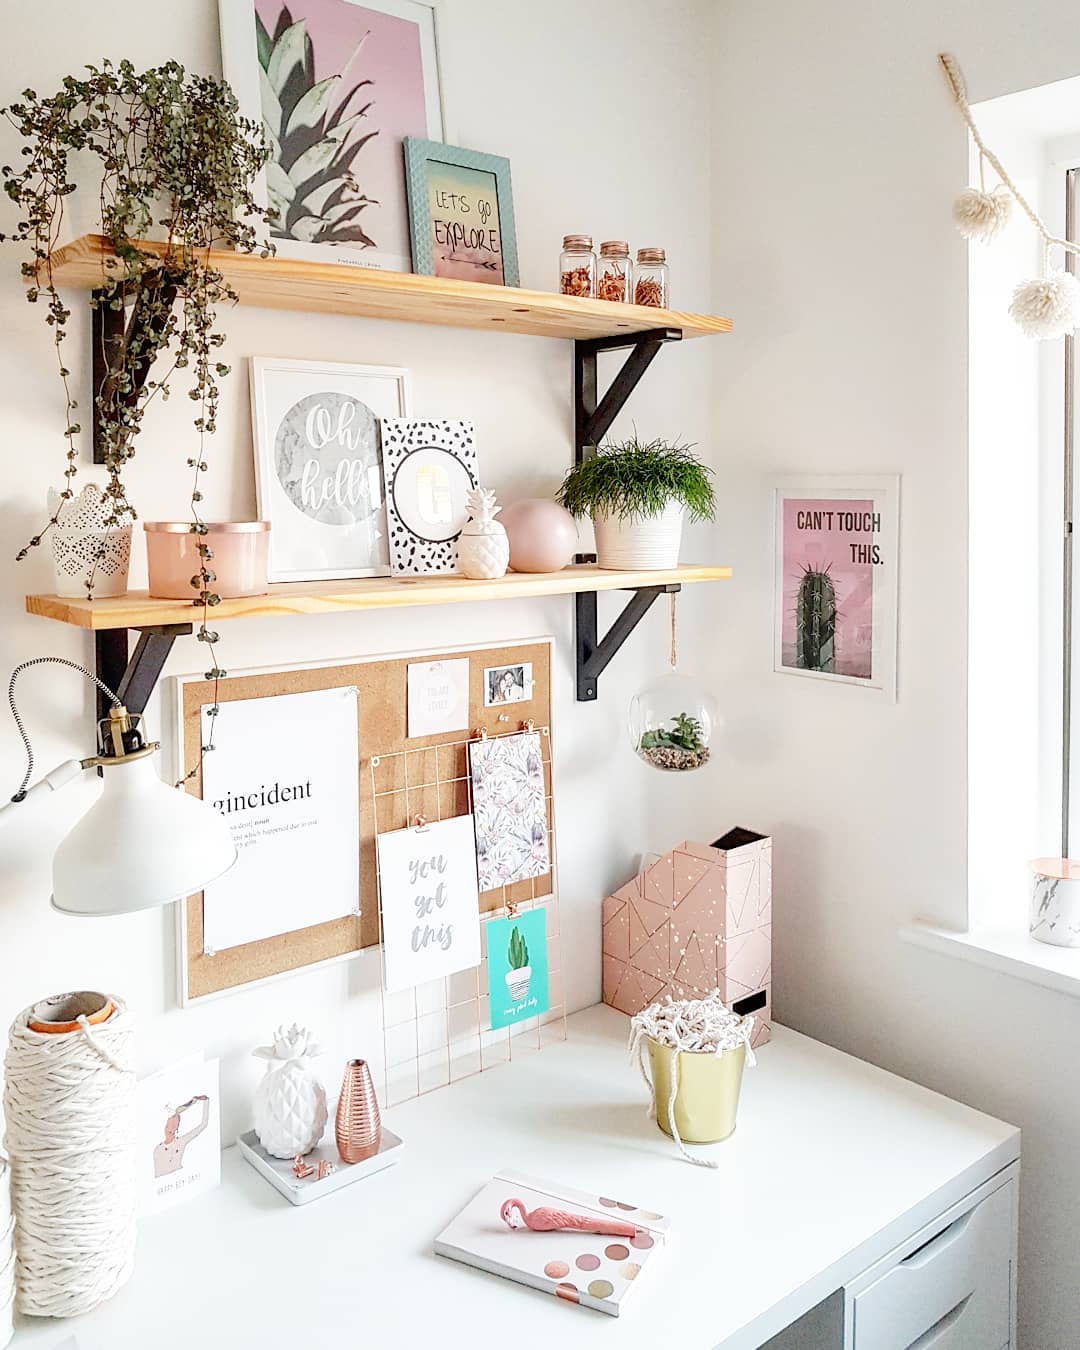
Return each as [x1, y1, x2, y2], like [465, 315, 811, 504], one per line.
[710, 3, 1080, 1345]
[0, 0, 719, 1135]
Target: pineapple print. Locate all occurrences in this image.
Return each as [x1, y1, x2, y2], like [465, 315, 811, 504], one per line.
[256, 7, 379, 247]
[252, 1024, 329, 1158]
[458, 487, 510, 579]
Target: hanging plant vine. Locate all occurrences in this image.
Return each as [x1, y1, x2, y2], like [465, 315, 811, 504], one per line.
[1, 59, 274, 763]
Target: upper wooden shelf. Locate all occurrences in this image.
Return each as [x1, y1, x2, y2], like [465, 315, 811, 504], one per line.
[26, 564, 732, 632]
[40, 236, 733, 342]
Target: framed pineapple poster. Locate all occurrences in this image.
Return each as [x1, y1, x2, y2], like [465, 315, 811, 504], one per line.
[219, 0, 446, 272]
[771, 475, 900, 699]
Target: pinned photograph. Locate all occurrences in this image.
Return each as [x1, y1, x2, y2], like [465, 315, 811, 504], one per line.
[484, 663, 532, 707]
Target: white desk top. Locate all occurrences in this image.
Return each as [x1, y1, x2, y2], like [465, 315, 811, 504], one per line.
[13, 1006, 1019, 1350]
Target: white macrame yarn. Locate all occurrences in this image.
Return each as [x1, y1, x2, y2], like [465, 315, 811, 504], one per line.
[952, 186, 1011, 242]
[1009, 271, 1080, 340]
[3, 998, 136, 1317]
[629, 990, 755, 1169]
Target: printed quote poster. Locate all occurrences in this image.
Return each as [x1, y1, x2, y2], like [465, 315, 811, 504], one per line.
[376, 814, 482, 992]
[774, 478, 898, 696]
[200, 687, 361, 952]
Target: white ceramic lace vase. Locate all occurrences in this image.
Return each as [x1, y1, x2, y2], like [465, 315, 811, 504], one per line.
[458, 487, 509, 579]
[252, 1024, 328, 1158]
[48, 484, 131, 597]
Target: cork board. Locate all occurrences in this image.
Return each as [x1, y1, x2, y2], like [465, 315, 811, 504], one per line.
[175, 640, 553, 1003]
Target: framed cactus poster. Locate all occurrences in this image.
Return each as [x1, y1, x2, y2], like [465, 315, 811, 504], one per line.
[220, 0, 445, 271]
[772, 475, 899, 699]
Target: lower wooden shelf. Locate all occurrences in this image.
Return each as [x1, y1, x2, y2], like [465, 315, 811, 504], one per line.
[25, 563, 732, 632]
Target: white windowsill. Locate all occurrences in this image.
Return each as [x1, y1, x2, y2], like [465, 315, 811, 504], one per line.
[900, 921, 1080, 999]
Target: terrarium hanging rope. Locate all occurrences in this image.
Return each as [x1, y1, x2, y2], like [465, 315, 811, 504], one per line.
[940, 52, 1080, 338]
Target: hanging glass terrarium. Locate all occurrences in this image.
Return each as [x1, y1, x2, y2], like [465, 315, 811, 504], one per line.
[628, 596, 719, 772]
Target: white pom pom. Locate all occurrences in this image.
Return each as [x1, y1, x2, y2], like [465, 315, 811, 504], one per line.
[1009, 271, 1080, 340]
[952, 186, 1011, 241]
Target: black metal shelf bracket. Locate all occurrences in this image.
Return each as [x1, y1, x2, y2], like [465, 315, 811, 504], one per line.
[91, 280, 179, 464]
[94, 624, 193, 726]
[574, 327, 682, 464]
[576, 584, 680, 702]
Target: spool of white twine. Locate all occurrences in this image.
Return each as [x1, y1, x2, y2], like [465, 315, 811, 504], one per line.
[3, 995, 136, 1317]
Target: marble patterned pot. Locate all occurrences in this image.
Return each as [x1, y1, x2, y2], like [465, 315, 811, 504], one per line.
[1030, 858, 1080, 947]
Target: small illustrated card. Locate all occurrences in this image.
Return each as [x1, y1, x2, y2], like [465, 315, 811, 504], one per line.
[469, 730, 549, 892]
[380, 419, 477, 574]
[407, 658, 470, 737]
[434, 1170, 669, 1316]
[136, 1055, 221, 1213]
[377, 814, 483, 992]
[486, 908, 549, 1029]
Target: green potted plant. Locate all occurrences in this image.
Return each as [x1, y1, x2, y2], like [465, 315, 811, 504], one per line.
[2, 59, 272, 704]
[556, 435, 716, 570]
[506, 924, 531, 1001]
[637, 711, 711, 772]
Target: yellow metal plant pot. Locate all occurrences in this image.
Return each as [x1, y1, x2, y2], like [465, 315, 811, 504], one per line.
[647, 1038, 747, 1144]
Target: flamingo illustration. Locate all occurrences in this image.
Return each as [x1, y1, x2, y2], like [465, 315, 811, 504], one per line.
[500, 1198, 637, 1237]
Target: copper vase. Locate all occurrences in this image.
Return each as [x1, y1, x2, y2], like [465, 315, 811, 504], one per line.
[335, 1058, 381, 1163]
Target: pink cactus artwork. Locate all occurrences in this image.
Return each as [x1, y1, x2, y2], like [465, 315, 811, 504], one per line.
[602, 830, 772, 1047]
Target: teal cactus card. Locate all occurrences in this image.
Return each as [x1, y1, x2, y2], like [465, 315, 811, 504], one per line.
[486, 908, 549, 1030]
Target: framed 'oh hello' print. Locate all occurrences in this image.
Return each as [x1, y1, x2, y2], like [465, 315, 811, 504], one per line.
[403, 138, 518, 286]
[251, 357, 411, 582]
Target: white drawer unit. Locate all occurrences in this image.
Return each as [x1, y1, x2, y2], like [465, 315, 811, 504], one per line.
[844, 1168, 1017, 1350]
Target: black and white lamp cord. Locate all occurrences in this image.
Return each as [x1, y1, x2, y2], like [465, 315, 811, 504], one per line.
[8, 657, 121, 802]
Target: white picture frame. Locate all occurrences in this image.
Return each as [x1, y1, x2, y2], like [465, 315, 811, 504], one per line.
[771, 474, 900, 700]
[250, 356, 411, 582]
[219, 0, 447, 272]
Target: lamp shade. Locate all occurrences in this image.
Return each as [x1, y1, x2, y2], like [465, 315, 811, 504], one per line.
[52, 754, 236, 916]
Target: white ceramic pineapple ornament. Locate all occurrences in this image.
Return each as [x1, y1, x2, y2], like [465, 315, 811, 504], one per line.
[458, 487, 509, 579]
[252, 1024, 329, 1158]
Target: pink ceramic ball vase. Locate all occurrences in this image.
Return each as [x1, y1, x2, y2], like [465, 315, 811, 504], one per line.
[500, 499, 579, 573]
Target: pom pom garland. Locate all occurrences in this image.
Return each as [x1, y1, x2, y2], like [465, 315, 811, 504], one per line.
[1009, 271, 1080, 341]
[941, 52, 1080, 340]
[952, 186, 1011, 242]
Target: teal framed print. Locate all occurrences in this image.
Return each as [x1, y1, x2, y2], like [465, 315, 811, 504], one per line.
[485, 908, 549, 1030]
[403, 137, 519, 287]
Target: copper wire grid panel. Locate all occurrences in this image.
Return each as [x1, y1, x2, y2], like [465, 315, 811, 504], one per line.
[372, 723, 566, 1107]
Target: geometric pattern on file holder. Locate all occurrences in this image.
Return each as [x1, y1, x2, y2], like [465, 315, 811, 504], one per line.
[601, 827, 772, 1048]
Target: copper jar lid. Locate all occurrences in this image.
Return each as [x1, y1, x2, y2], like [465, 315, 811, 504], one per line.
[636, 247, 666, 263]
[600, 240, 630, 257]
[144, 521, 270, 533]
[562, 234, 593, 250]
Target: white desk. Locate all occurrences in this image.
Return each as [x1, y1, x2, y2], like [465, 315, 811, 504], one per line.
[12, 1006, 1020, 1350]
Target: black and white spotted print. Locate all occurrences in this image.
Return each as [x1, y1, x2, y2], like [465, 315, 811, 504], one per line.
[379, 419, 478, 574]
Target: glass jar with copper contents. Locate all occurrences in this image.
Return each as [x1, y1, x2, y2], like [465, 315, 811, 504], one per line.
[559, 234, 596, 298]
[596, 240, 632, 303]
[633, 247, 669, 308]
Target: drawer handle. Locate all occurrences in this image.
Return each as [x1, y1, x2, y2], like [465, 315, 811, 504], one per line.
[906, 1294, 972, 1348]
[901, 1209, 976, 1270]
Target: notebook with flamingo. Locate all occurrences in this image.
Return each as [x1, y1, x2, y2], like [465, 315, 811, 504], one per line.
[434, 1170, 669, 1316]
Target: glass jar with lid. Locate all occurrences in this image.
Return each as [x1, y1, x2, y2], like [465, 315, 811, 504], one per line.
[559, 234, 596, 298]
[634, 247, 669, 307]
[596, 240, 632, 303]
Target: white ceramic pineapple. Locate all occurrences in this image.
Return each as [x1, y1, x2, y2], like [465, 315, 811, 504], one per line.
[458, 487, 509, 579]
[252, 1024, 329, 1158]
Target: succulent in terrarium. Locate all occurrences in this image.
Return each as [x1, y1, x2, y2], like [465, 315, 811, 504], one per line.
[637, 711, 711, 772]
[257, 6, 380, 247]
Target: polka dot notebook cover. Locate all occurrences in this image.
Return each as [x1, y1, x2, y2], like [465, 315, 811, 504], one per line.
[434, 1170, 668, 1316]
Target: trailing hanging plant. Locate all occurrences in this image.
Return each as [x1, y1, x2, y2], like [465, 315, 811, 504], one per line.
[1, 58, 274, 761]
[556, 434, 716, 522]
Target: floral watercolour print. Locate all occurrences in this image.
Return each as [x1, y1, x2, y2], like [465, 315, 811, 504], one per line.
[468, 731, 549, 892]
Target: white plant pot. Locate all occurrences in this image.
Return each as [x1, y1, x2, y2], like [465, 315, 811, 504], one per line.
[48, 484, 131, 597]
[593, 502, 684, 570]
[1030, 859, 1080, 947]
[506, 966, 532, 1001]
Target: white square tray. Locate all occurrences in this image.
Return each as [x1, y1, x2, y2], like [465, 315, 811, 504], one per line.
[237, 1127, 404, 1205]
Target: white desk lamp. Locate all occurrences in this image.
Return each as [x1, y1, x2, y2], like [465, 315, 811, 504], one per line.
[3, 657, 236, 916]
